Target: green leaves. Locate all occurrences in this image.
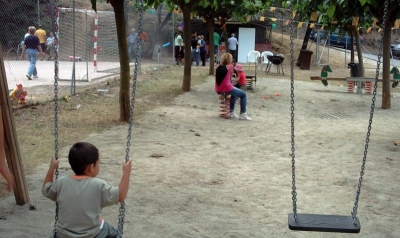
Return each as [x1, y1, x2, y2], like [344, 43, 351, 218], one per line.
[326, 5, 335, 18]
[359, 0, 368, 6]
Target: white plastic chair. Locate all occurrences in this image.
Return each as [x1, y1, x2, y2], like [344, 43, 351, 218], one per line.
[261, 51, 274, 71]
[247, 51, 260, 66]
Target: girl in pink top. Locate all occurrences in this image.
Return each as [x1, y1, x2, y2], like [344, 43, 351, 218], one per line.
[215, 53, 252, 121]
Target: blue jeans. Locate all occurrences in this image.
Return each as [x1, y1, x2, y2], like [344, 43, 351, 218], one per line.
[26, 48, 38, 76]
[228, 87, 247, 114]
[128, 43, 137, 62]
[214, 45, 219, 54]
[190, 48, 200, 66]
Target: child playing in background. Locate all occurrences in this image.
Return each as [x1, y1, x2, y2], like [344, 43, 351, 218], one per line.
[42, 142, 132, 238]
[232, 64, 247, 90]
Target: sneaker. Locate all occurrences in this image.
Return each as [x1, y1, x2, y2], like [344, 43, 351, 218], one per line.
[26, 74, 32, 80]
[230, 112, 239, 119]
[239, 113, 252, 121]
[33, 75, 38, 78]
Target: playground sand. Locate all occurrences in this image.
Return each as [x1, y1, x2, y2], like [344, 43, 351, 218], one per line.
[0, 74, 399, 237]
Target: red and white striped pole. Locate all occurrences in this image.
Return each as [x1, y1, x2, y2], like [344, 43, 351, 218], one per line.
[93, 13, 98, 72]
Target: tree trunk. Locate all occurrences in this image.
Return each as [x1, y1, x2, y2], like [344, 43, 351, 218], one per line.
[382, 17, 393, 109]
[181, 4, 192, 92]
[207, 20, 215, 75]
[351, 26, 364, 77]
[349, 29, 355, 63]
[223, 26, 228, 49]
[296, 23, 313, 67]
[110, 0, 131, 122]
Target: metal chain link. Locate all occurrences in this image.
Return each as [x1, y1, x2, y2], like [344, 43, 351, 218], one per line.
[288, 0, 297, 221]
[117, 0, 144, 236]
[53, 1, 60, 237]
[351, 0, 388, 224]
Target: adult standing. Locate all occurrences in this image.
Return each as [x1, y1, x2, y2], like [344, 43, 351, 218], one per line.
[35, 25, 47, 54]
[21, 26, 43, 80]
[199, 35, 207, 67]
[213, 31, 221, 54]
[127, 28, 139, 62]
[228, 33, 238, 62]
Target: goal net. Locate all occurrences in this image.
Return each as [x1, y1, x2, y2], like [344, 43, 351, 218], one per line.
[58, 8, 123, 82]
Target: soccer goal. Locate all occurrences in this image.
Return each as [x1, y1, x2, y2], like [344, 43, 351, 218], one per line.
[58, 8, 124, 82]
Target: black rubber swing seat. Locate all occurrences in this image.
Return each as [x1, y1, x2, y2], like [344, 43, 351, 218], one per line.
[288, 213, 361, 233]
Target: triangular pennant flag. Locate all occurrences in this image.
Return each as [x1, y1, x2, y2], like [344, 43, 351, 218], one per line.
[367, 27, 372, 33]
[311, 12, 317, 21]
[260, 16, 265, 21]
[271, 18, 277, 22]
[321, 25, 324, 30]
[395, 19, 400, 29]
[292, 11, 296, 18]
[373, 18, 379, 28]
[309, 23, 315, 28]
[270, 7, 276, 12]
[285, 20, 290, 26]
[297, 22, 303, 28]
[246, 15, 251, 22]
[352, 16, 359, 26]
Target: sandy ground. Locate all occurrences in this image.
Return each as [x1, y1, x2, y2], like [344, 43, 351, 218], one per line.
[0, 73, 400, 237]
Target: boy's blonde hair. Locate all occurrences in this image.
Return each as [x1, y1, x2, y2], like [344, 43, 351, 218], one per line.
[220, 53, 232, 66]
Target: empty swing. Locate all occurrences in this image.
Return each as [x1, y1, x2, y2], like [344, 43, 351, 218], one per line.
[287, 0, 388, 233]
[50, 1, 144, 237]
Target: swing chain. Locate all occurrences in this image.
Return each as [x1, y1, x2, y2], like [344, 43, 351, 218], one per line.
[53, 0, 60, 236]
[117, 0, 144, 236]
[351, 0, 388, 224]
[288, 0, 298, 220]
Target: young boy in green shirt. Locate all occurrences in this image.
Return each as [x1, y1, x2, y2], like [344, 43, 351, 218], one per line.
[42, 142, 132, 238]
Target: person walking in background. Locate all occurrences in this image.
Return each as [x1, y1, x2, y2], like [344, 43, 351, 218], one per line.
[21, 26, 43, 80]
[228, 33, 238, 62]
[199, 35, 207, 67]
[127, 28, 139, 62]
[213, 31, 221, 54]
[35, 25, 47, 54]
[0, 109, 14, 192]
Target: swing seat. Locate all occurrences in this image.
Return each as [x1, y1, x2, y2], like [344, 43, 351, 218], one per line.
[288, 213, 360, 233]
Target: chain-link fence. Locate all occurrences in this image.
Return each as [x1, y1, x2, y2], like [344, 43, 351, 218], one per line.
[2, 0, 177, 104]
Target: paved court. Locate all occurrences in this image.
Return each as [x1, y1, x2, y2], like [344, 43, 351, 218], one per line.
[3, 58, 171, 97]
